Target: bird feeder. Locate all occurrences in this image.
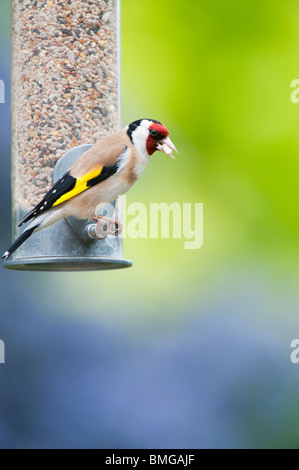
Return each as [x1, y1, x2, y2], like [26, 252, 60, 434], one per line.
[5, 0, 131, 271]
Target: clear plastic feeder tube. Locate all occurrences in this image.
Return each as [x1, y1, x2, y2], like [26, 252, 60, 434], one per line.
[6, 0, 131, 271]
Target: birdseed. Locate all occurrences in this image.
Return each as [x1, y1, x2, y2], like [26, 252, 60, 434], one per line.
[11, 0, 120, 211]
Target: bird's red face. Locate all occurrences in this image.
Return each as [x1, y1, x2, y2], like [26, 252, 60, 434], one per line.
[146, 122, 178, 159]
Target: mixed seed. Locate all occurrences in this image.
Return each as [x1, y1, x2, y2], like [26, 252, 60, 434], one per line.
[12, 0, 119, 210]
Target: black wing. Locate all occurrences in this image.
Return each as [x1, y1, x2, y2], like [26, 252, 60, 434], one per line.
[18, 171, 76, 227]
[18, 158, 122, 228]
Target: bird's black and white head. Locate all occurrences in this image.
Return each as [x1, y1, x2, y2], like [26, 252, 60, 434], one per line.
[127, 119, 178, 159]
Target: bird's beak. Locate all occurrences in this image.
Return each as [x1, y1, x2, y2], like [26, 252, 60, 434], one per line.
[156, 136, 179, 159]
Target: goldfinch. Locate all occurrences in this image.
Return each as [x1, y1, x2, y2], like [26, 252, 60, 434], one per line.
[2, 119, 178, 260]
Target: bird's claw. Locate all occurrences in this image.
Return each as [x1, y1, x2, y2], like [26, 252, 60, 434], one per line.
[93, 215, 123, 237]
[93, 218, 108, 239]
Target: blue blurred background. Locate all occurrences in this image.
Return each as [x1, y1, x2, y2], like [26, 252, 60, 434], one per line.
[1, 0, 299, 449]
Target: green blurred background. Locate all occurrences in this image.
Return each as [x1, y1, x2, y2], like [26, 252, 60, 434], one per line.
[0, 0, 299, 449]
[56, 0, 299, 318]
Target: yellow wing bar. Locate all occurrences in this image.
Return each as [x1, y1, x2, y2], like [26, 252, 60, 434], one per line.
[53, 167, 102, 207]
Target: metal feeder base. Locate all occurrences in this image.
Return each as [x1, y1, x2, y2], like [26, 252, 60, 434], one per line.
[4, 257, 132, 272]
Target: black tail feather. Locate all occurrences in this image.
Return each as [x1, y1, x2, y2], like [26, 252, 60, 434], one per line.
[18, 206, 40, 227]
[1, 224, 39, 261]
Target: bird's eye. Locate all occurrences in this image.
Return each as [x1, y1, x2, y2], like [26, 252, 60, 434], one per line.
[150, 129, 164, 141]
[150, 129, 158, 137]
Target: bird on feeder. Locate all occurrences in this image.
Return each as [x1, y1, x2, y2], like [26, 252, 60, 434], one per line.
[2, 119, 178, 260]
